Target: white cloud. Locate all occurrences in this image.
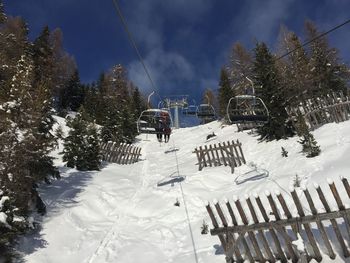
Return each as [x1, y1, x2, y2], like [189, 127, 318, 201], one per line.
[128, 48, 195, 95]
[123, 0, 213, 96]
[233, 0, 295, 44]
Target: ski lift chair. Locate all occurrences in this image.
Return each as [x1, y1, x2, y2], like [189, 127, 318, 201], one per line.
[196, 104, 216, 119]
[184, 105, 197, 115]
[137, 109, 172, 134]
[226, 95, 269, 124]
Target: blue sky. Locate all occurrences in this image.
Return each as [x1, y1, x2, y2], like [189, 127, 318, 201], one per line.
[5, 0, 350, 102]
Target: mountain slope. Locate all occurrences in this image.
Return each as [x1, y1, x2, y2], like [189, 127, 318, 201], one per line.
[17, 118, 350, 262]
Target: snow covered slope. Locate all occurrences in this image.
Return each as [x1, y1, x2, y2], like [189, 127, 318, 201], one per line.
[17, 118, 350, 262]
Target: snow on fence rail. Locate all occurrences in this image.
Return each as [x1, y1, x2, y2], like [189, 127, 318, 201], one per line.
[100, 142, 141, 165]
[287, 92, 350, 131]
[193, 140, 246, 173]
[205, 177, 350, 263]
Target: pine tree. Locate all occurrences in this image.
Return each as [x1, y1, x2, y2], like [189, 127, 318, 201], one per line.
[29, 25, 58, 182]
[229, 42, 253, 95]
[218, 67, 232, 118]
[253, 42, 294, 140]
[60, 70, 85, 112]
[49, 28, 77, 112]
[131, 85, 146, 120]
[281, 147, 288, 157]
[295, 113, 321, 157]
[277, 27, 311, 107]
[305, 21, 349, 96]
[63, 107, 101, 170]
[0, 0, 6, 24]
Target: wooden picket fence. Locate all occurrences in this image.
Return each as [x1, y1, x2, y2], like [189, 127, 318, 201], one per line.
[193, 140, 246, 173]
[206, 177, 350, 262]
[287, 92, 350, 131]
[100, 141, 141, 165]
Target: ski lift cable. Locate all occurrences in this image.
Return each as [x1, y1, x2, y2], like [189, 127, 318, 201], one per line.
[224, 18, 350, 100]
[171, 140, 200, 263]
[111, 0, 162, 102]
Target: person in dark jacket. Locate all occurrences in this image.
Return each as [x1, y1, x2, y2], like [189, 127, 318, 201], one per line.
[164, 124, 171, 143]
[155, 119, 163, 142]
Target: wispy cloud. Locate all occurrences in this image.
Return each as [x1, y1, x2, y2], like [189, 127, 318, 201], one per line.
[123, 0, 213, 96]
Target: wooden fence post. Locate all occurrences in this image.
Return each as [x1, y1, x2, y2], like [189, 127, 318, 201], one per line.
[303, 188, 336, 259]
[267, 193, 298, 262]
[315, 185, 350, 257]
[235, 199, 265, 262]
[291, 189, 322, 262]
[246, 197, 275, 262]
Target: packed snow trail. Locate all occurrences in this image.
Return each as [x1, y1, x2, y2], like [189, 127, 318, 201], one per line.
[17, 118, 350, 262]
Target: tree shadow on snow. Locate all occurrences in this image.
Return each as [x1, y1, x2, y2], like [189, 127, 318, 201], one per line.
[15, 168, 97, 258]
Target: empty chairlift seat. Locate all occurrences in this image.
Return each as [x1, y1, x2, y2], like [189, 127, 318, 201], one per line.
[196, 104, 216, 119]
[226, 95, 269, 124]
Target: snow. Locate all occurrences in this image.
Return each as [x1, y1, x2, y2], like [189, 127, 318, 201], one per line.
[0, 196, 9, 210]
[292, 233, 305, 252]
[16, 117, 350, 262]
[0, 212, 10, 228]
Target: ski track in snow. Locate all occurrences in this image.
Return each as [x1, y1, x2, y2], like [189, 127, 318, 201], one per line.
[16, 117, 350, 263]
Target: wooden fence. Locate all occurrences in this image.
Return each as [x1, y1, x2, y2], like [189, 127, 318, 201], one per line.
[193, 140, 246, 173]
[100, 142, 141, 165]
[206, 177, 350, 262]
[287, 92, 350, 131]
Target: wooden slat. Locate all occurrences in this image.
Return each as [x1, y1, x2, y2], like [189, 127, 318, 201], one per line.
[214, 202, 240, 262]
[204, 145, 212, 167]
[209, 145, 217, 166]
[246, 197, 275, 262]
[124, 145, 132, 164]
[235, 199, 265, 262]
[112, 143, 121, 163]
[315, 185, 350, 257]
[122, 145, 132, 164]
[342, 177, 350, 198]
[303, 188, 336, 259]
[199, 146, 207, 168]
[213, 144, 221, 166]
[255, 196, 287, 262]
[328, 182, 350, 241]
[117, 144, 127, 164]
[194, 148, 202, 170]
[222, 142, 233, 168]
[237, 140, 246, 164]
[232, 140, 242, 166]
[226, 201, 253, 262]
[211, 209, 350, 235]
[206, 204, 228, 253]
[276, 193, 298, 237]
[218, 143, 227, 166]
[291, 190, 322, 262]
[267, 194, 298, 262]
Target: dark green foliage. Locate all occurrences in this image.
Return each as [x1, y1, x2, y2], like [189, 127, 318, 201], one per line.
[63, 107, 101, 171]
[295, 114, 321, 157]
[60, 70, 85, 112]
[131, 86, 147, 120]
[218, 68, 232, 118]
[253, 42, 294, 140]
[305, 21, 349, 97]
[292, 174, 302, 187]
[281, 147, 288, 157]
[201, 220, 209, 235]
[0, 0, 6, 24]
[32, 26, 53, 88]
